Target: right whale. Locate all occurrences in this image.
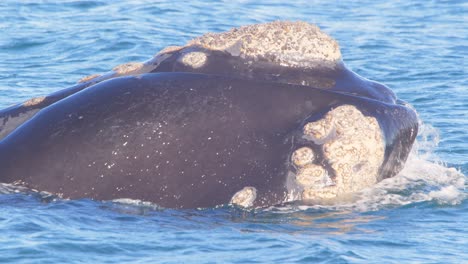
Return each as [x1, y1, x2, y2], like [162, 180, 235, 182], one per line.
[0, 21, 418, 208]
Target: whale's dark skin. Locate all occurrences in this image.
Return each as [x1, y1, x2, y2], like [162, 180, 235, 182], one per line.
[0, 47, 396, 141]
[0, 24, 419, 208]
[0, 72, 417, 208]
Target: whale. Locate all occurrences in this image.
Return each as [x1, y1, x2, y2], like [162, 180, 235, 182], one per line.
[0, 21, 418, 208]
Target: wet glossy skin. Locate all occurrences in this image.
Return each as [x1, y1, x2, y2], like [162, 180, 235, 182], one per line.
[0, 47, 395, 141]
[0, 24, 419, 208]
[0, 72, 417, 208]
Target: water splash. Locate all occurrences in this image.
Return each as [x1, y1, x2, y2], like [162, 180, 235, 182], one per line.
[0, 183, 29, 194]
[386, 121, 466, 206]
[350, 152, 465, 211]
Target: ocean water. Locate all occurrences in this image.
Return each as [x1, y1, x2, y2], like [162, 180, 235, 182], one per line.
[0, 0, 466, 263]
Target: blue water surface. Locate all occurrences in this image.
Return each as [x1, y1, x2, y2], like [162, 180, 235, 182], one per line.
[0, 1, 466, 263]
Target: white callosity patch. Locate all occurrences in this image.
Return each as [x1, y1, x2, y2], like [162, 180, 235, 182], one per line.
[113, 62, 145, 75]
[78, 74, 102, 83]
[76, 21, 341, 85]
[303, 114, 335, 144]
[178, 51, 207, 68]
[23, 96, 46, 107]
[189, 21, 341, 70]
[230, 186, 257, 207]
[290, 147, 336, 200]
[76, 51, 173, 84]
[157, 45, 183, 55]
[77, 47, 175, 84]
[291, 147, 315, 167]
[295, 164, 328, 188]
[301, 105, 385, 200]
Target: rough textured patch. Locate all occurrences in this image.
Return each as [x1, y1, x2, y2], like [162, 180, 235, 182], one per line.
[295, 164, 328, 188]
[291, 147, 315, 167]
[157, 45, 183, 55]
[301, 105, 385, 200]
[302, 186, 338, 200]
[230, 187, 257, 207]
[23, 96, 46, 107]
[78, 74, 101, 83]
[304, 77, 336, 89]
[188, 21, 341, 69]
[75, 21, 341, 85]
[178, 51, 207, 68]
[303, 113, 335, 144]
[113, 62, 145, 75]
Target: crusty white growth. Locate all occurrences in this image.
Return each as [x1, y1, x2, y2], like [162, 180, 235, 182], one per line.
[178, 51, 207, 68]
[303, 113, 335, 144]
[230, 186, 257, 207]
[78, 74, 102, 83]
[157, 45, 183, 55]
[77, 21, 341, 85]
[301, 105, 385, 200]
[77, 48, 174, 85]
[303, 186, 338, 200]
[113, 62, 145, 75]
[23, 96, 46, 107]
[189, 21, 341, 69]
[291, 147, 315, 167]
[295, 164, 328, 188]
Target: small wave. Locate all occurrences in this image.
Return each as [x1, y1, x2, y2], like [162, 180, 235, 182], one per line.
[0, 183, 29, 194]
[0, 183, 60, 203]
[349, 154, 465, 211]
[111, 198, 162, 209]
